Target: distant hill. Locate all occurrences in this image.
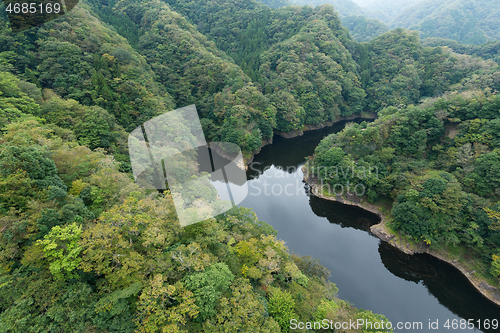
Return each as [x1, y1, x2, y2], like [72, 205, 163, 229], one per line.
[341, 15, 389, 42]
[359, 0, 424, 22]
[256, 0, 291, 8]
[272, 0, 500, 45]
[286, 0, 388, 41]
[422, 37, 500, 64]
[391, 0, 500, 45]
[289, 0, 422, 20]
[290, 0, 365, 17]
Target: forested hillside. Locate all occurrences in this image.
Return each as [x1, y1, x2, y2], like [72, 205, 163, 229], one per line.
[356, 28, 500, 113]
[1, 0, 500, 330]
[1, 3, 175, 133]
[306, 18, 500, 264]
[422, 38, 500, 64]
[0, 22, 391, 333]
[341, 15, 389, 42]
[144, 1, 368, 134]
[290, 0, 365, 17]
[307, 90, 500, 291]
[286, 0, 390, 42]
[391, 0, 500, 45]
[0, 0, 496, 189]
[358, 0, 424, 23]
[0, 85, 392, 331]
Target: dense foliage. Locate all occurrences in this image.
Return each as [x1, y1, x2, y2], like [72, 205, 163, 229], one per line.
[290, 0, 365, 17]
[1, 0, 500, 330]
[1, 3, 176, 133]
[0, 70, 393, 331]
[3, 0, 494, 159]
[341, 15, 389, 42]
[356, 29, 500, 112]
[146, 1, 365, 133]
[391, 0, 500, 45]
[258, 10, 366, 128]
[308, 91, 500, 285]
[422, 38, 500, 65]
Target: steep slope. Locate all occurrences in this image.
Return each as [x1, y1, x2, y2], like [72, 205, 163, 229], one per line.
[256, 0, 291, 8]
[163, 0, 357, 76]
[307, 89, 500, 301]
[1, 3, 176, 133]
[360, 0, 424, 22]
[259, 17, 366, 130]
[112, 0, 277, 154]
[357, 29, 500, 112]
[391, 0, 500, 45]
[143, 1, 365, 132]
[422, 38, 500, 64]
[341, 15, 389, 42]
[290, 0, 366, 17]
[1, 0, 279, 156]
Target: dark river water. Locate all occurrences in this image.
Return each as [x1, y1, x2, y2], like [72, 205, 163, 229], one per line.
[235, 120, 500, 332]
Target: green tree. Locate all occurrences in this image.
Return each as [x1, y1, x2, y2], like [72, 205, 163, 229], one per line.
[471, 151, 500, 197]
[183, 262, 235, 321]
[204, 278, 281, 332]
[35, 223, 83, 280]
[135, 275, 199, 333]
[268, 287, 296, 332]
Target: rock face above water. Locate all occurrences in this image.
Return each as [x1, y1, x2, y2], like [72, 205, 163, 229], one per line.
[304, 175, 500, 308]
[370, 220, 430, 255]
[480, 282, 498, 293]
[370, 224, 395, 243]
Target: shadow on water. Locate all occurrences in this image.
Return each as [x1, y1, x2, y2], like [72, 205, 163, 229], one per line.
[243, 118, 500, 332]
[379, 242, 500, 327]
[247, 119, 366, 180]
[308, 190, 500, 330]
[309, 187, 500, 322]
[308, 194, 377, 232]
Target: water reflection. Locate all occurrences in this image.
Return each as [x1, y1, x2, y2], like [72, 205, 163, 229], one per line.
[247, 120, 358, 180]
[379, 243, 500, 327]
[239, 118, 499, 332]
[309, 194, 377, 231]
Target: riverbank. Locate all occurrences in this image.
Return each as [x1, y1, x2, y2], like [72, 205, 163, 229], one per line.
[303, 173, 500, 308]
[243, 112, 377, 167]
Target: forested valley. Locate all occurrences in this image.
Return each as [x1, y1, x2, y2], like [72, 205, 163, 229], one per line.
[1, 0, 499, 331]
[306, 29, 500, 311]
[285, 0, 500, 49]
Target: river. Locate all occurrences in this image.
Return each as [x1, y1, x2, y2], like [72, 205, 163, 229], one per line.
[235, 120, 499, 332]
